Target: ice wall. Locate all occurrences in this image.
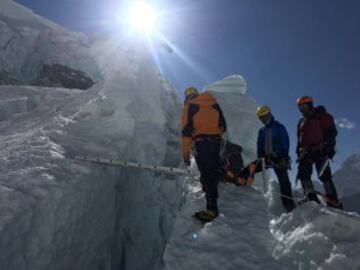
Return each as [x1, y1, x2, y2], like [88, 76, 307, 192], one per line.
[0, 43, 184, 270]
[0, 1, 185, 268]
[61, 36, 185, 270]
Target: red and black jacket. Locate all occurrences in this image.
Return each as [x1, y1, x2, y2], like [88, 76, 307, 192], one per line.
[296, 106, 337, 153]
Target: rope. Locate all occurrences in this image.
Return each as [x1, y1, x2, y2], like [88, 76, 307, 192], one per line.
[268, 189, 300, 203]
[269, 187, 342, 209]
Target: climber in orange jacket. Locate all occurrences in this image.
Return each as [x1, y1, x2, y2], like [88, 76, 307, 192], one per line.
[181, 87, 226, 223]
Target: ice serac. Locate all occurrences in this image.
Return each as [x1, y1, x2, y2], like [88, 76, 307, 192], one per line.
[0, 0, 100, 86]
[208, 75, 267, 190]
[205, 74, 247, 95]
[0, 1, 183, 270]
[207, 75, 262, 164]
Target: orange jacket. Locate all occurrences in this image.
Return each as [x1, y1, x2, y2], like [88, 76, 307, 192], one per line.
[181, 92, 227, 159]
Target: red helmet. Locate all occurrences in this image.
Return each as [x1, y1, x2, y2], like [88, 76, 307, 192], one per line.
[297, 96, 314, 105]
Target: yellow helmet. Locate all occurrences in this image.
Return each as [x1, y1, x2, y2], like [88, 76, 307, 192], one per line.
[256, 105, 271, 117]
[184, 87, 198, 97]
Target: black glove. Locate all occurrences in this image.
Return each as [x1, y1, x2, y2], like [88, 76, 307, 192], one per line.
[277, 157, 291, 169]
[322, 145, 335, 159]
[296, 148, 307, 163]
[184, 157, 191, 166]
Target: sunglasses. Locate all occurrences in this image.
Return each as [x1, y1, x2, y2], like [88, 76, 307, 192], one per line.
[298, 103, 311, 111]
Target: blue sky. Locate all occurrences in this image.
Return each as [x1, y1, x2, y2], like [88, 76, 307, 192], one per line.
[15, 0, 360, 169]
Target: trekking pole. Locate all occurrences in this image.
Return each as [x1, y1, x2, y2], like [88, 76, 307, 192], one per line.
[318, 158, 330, 178]
[260, 158, 267, 193]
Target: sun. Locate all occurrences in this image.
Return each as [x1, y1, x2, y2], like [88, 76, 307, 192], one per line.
[127, 1, 157, 34]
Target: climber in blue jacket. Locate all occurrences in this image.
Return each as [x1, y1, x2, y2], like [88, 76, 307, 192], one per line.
[241, 105, 295, 212]
[257, 107, 289, 159]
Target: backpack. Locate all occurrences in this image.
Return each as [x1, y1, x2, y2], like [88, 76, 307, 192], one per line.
[221, 141, 245, 184]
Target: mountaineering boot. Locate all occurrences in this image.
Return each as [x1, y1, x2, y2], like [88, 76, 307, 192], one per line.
[322, 181, 342, 208]
[327, 201, 344, 210]
[193, 210, 218, 223]
[322, 196, 344, 210]
[314, 191, 344, 210]
[284, 203, 296, 213]
[307, 192, 321, 204]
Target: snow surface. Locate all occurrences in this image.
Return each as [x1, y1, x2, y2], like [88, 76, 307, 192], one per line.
[163, 178, 282, 270]
[164, 175, 360, 270]
[1, 1, 360, 270]
[270, 203, 360, 270]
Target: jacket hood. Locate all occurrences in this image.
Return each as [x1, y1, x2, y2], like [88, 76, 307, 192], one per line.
[315, 105, 327, 114]
[310, 105, 327, 118]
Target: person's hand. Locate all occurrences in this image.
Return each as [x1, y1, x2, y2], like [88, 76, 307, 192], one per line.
[278, 157, 290, 169]
[322, 145, 335, 159]
[296, 148, 307, 163]
[184, 157, 191, 166]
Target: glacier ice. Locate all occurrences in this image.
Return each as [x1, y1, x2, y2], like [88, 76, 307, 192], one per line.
[0, 1, 183, 268]
[1, 1, 360, 270]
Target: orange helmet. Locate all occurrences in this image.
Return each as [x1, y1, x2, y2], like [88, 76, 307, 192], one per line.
[297, 96, 314, 105]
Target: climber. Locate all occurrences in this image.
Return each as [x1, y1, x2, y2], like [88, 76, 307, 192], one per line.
[240, 105, 295, 212]
[220, 140, 249, 186]
[181, 87, 227, 223]
[295, 96, 343, 209]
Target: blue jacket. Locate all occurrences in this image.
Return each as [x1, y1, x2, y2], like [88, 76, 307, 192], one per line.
[257, 116, 289, 158]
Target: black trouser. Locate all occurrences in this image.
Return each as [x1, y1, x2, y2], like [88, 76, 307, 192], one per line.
[194, 139, 221, 214]
[297, 153, 339, 201]
[251, 158, 295, 212]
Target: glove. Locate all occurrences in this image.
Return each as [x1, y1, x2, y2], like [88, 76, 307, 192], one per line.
[275, 157, 290, 169]
[296, 148, 307, 163]
[184, 157, 191, 166]
[321, 145, 335, 159]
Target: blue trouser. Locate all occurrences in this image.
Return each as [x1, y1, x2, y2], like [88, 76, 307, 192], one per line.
[194, 139, 221, 213]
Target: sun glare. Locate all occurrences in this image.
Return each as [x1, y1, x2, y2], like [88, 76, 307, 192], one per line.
[127, 1, 157, 33]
